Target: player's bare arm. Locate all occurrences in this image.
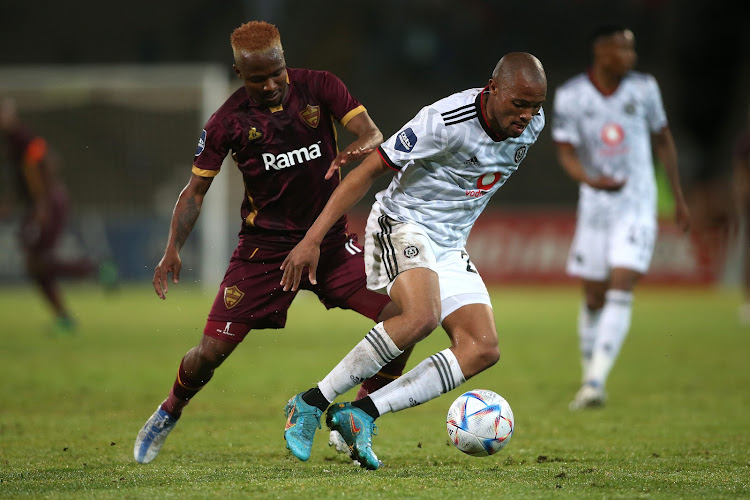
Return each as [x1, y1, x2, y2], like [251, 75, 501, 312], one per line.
[652, 126, 691, 233]
[153, 174, 213, 299]
[556, 142, 625, 191]
[325, 110, 383, 180]
[281, 153, 391, 291]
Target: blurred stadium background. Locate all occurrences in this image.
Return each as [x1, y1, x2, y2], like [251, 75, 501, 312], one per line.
[0, 0, 747, 290]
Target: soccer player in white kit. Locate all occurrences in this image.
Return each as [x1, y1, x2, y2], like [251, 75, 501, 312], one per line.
[551, 26, 691, 410]
[280, 52, 547, 469]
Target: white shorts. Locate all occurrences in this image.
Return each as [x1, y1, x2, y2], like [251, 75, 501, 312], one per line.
[566, 210, 657, 281]
[364, 205, 491, 322]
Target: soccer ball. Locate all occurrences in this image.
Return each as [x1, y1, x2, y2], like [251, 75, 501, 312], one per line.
[446, 389, 514, 457]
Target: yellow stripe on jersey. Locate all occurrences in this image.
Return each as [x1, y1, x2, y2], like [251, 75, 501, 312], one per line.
[192, 165, 220, 177]
[340, 105, 366, 127]
[244, 191, 259, 226]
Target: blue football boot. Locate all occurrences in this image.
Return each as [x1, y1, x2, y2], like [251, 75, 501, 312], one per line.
[326, 402, 381, 470]
[284, 392, 323, 461]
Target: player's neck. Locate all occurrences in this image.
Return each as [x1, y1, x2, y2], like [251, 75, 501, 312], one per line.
[588, 66, 623, 96]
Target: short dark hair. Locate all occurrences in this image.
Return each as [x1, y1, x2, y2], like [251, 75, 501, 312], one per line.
[589, 25, 630, 46]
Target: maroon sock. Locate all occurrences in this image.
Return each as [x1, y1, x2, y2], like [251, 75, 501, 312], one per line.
[161, 359, 212, 418]
[356, 346, 413, 400]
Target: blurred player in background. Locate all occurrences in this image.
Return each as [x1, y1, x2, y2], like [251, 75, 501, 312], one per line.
[280, 52, 547, 469]
[133, 20, 412, 464]
[733, 104, 750, 324]
[551, 26, 690, 410]
[0, 98, 114, 334]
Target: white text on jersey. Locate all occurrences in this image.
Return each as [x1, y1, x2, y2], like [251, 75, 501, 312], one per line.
[262, 142, 322, 171]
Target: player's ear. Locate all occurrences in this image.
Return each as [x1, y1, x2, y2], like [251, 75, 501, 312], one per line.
[232, 65, 242, 79]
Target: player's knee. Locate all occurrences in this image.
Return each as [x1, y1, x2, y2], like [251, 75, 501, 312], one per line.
[404, 310, 440, 341]
[400, 311, 440, 343]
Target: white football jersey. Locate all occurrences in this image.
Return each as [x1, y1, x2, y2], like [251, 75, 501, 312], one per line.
[376, 87, 545, 248]
[551, 71, 667, 219]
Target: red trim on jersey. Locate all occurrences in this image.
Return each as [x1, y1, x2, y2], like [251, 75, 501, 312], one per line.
[477, 86, 507, 142]
[587, 68, 619, 97]
[377, 146, 401, 172]
[24, 137, 47, 164]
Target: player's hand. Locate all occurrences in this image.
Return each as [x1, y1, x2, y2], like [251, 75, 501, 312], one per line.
[153, 249, 181, 300]
[587, 175, 626, 192]
[325, 147, 374, 180]
[280, 238, 321, 292]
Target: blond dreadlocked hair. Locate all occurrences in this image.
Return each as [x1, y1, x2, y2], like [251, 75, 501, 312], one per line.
[230, 21, 282, 59]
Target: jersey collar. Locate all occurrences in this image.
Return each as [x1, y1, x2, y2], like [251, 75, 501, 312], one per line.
[475, 86, 508, 142]
[587, 67, 621, 97]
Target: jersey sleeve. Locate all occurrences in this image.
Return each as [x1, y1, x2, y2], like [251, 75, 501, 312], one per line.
[377, 106, 447, 171]
[314, 71, 365, 126]
[551, 87, 580, 146]
[192, 111, 231, 178]
[644, 75, 668, 133]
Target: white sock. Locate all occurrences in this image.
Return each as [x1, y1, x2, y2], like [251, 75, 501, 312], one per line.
[370, 348, 466, 416]
[585, 289, 633, 389]
[318, 322, 403, 402]
[578, 302, 602, 381]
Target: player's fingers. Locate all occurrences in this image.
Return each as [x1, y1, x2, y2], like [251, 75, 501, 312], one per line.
[308, 267, 317, 286]
[280, 261, 298, 291]
[282, 265, 301, 292]
[172, 265, 180, 284]
[292, 266, 304, 292]
[153, 268, 167, 299]
[324, 163, 340, 180]
[280, 261, 290, 287]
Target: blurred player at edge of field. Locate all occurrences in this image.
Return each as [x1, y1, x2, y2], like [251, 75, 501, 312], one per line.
[0, 98, 117, 334]
[132, 20, 413, 464]
[551, 25, 691, 410]
[280, 52, 547, 469]
[732, 103, 750, 324]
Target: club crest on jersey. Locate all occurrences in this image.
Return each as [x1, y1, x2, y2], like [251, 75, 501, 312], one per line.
[601, 123, 625, 146]
[223, 285, 244, 309]
[514, 145, 527, 164]
[300, 105, 321, 128]
[403, 245, 419, 258]
[195, 129, 207, 156]
[395, 128, 417, 153]
[247, 127, 262, 141]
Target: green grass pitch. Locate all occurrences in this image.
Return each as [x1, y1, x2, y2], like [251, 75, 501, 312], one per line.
[0, 283, 747, 499]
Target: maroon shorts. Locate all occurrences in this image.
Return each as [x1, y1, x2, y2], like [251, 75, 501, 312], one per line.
[204, 233, 390, 343]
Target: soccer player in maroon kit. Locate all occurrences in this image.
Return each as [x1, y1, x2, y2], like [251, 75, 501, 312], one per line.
[0, 98, 99, 333]
[134, 20, 412, 464]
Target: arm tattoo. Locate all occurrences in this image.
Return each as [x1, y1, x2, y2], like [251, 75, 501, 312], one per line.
[173, 196, 200, 250]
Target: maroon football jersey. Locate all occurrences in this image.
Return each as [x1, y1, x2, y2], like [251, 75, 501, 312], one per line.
[193, 67, 367, 246]
[4, 126, 47, 203]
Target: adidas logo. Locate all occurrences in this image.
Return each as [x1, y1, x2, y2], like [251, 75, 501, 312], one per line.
[464, 156, 480, 166]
